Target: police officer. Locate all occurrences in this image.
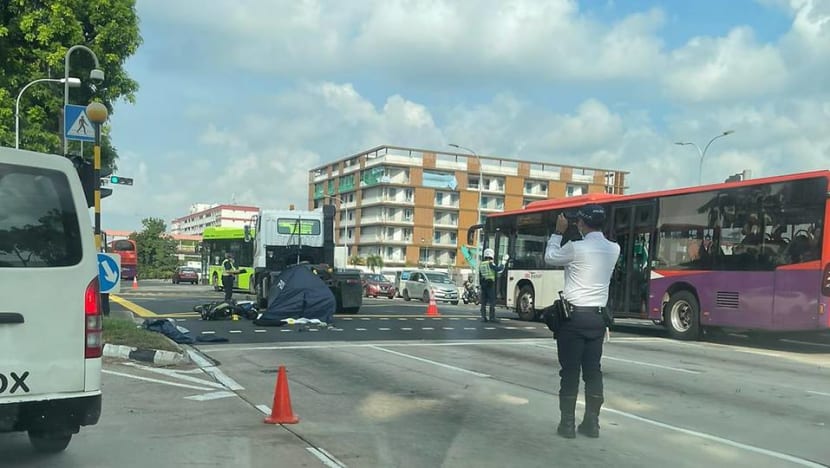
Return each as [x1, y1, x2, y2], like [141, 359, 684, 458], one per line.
[221, 252, 239, 303]
[544, 205, 620, 439]
[478, 248, 506, 323]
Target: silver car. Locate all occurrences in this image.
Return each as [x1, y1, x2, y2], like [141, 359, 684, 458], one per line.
[402, 271, 459, 305]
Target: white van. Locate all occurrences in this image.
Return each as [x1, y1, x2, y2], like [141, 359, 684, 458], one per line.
[0, 147, 102, 452]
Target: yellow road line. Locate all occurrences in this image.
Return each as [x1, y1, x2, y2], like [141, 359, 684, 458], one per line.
[110, 295, 159, 318]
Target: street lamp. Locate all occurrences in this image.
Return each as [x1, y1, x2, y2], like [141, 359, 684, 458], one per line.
[326, 195, 349, 254]
[449, 143, 482, 284]
[64, 45, 104, 155]
[675, 130, 735, 185]
[15, 77, 81, 149]
[86, 101, 109, 252]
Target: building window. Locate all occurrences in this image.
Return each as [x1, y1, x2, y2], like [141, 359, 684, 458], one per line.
[404, 209, 413, 221]
[436, 192, 444, 205]
[566, 184, 587, 197]
[469, 176, 480, 190]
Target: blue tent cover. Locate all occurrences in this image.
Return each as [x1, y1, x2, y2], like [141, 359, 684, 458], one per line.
[253, 264, 336, 326]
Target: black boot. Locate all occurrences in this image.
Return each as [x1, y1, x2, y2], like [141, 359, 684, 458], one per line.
[578, 394, 603, 438]
[557, 396, 577, 439]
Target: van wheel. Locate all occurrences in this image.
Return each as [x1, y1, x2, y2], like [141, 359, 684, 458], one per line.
[29, 431, 72, 453]
[516, 286, 536, 321]
[403, 289, 411, 301]
[665, 290, 701, 340]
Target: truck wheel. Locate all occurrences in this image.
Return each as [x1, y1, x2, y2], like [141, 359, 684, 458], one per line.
[665, 290, 701, 340]
[29, 431, 72, 453]
[403, 289, 411, 301]
[516, 286, 536, 321]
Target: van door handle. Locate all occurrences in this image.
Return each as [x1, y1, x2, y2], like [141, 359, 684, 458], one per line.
[0, 313, 24, 324]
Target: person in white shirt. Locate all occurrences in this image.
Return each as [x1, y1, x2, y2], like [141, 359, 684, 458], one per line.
[544, 204, 620, 439]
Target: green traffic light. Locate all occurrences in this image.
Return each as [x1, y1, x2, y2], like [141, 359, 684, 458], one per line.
[110, 176, 120, 184]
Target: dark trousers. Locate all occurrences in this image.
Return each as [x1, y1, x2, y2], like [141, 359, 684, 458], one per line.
[479, 280, 496, 319]
[222, 275, 234, 302]
[556, 309, 606, 398]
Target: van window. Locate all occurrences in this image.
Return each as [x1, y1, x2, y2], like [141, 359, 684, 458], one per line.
[0, 163, 83, 268]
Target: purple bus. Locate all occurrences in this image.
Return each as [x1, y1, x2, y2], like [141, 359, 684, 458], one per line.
[473, 170, 829, 340]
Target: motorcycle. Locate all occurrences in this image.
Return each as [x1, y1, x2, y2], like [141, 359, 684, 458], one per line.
[461, 284, 480, 305]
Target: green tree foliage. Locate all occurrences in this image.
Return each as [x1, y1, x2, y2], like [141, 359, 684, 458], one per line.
[349, 255, 365, 266]
[0, 0, 142, 169]
[366, 254, 383, 272]
[129, 218, 178, 279]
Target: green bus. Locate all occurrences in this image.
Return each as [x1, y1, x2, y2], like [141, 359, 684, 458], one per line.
[201, 226, 255, 292]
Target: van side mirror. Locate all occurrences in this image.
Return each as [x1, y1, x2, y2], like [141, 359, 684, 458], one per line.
[243, 225, 251, 242]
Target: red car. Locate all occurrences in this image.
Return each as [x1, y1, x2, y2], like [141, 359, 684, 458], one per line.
[362, 273, 396, 299]
[172, 266, 199, 285]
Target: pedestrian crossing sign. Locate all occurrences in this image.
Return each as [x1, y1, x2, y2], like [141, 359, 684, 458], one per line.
[64, 104, 95, 142]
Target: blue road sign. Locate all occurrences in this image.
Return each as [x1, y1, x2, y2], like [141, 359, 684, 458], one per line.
[65, 104, 95, 142]
[98, 253, 121, 293]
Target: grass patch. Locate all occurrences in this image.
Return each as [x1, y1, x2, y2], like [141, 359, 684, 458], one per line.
[103, 317, 181, 353]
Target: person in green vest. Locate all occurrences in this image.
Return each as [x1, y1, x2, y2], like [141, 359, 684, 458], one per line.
[478, 248, 507, 322]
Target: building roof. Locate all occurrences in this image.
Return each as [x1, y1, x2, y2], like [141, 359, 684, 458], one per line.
[309, 144, 629, 175]
[171, 204, 260, 223]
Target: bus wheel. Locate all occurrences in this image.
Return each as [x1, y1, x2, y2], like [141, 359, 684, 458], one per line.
[665, 290, 700, 340]
[516, 286, 536, 321]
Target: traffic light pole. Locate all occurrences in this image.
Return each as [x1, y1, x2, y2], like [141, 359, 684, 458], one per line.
[93, 123, 101, 252]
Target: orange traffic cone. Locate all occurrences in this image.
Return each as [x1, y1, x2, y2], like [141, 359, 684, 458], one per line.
[132, 276, 138, 290]
[426, 290, 440, 316]
[264, 366, 299, 424]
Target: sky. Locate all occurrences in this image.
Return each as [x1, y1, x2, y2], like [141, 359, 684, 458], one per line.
[103, 0, 830, 232]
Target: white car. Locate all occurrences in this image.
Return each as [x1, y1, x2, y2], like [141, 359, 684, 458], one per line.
[401, 270, 460, 305]
[0, 147, 103, 453]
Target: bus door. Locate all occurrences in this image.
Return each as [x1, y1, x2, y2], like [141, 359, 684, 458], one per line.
[492, 230, 512, 305]
[608, 203, 656, 318]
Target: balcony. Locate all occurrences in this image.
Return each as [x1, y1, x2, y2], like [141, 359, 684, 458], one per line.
[433, 218, 459, 228]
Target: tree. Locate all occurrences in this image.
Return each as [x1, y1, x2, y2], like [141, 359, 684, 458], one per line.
[130, 218, 178, 279]
[366, 254, 384, 272]
[0, 0, 142, 169]
[349, 255, 365, 267]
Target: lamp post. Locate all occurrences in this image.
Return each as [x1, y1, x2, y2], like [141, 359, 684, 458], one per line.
[64, 45, 105, 155]
[675, 130, 735, 185]
[86, 102, 109, 252]
[326, 195, 349, 255]
[15, 77, 81, 149]
[449, 143, 482, 285]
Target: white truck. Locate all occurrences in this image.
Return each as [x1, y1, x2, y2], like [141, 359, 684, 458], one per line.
[245, 205, 363, 313]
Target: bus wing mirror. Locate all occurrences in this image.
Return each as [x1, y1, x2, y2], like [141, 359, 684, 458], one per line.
[244, 225, 251, 242]
[467, 223, 484, 245]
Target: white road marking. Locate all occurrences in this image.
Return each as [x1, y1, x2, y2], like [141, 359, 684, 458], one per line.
[602, 406, 827, 467]
[201, 331, 215, 335]
[307, 447, 347, 468]
[256, 404, 271, 415]
[185, 391, 236, 401]
[229, 330, 242, 334]
[254, 329, 266, 333]
[464, 327, 476, 330]
[380, 318, 389, 321]
[401, 327, 413, 331]
[398, 318, 408, 321]
[341, 317, 353, 320]
[416, 318, 425, 321]
[807, 390, 830, 397]
[369, 345, 490, 378]
[505, 326, 518, 330]
[187, 350, 245, 391]
[379, 328, 391, 331]
[103, 370, 214, 391]
[422, 327, 434, 330]
[484, 327, 496, 330]
[449, 318, 460, 321]
[534, 344, 700, 375]
[281, 329, 291, 332]
[361, 318, 371, 321]
[121, 362, 225, 389]
[523, 327, 537, 330]
[356, 328, 367, 331]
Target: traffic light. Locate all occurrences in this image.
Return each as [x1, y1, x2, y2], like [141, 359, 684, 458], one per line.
[110, 175, 134, 185]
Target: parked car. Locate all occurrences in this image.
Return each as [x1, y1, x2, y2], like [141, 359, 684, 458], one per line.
[0, 147, 102, 453]
[361, 273, 396, 298]
[401, 270, 459, 305]
[172, 266, 199, 284]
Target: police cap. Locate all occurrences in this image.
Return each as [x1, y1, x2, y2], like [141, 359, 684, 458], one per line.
[576, 204, 606, 228]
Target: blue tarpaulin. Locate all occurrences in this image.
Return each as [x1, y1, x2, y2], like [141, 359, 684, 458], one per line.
[253, 264, 336, 326]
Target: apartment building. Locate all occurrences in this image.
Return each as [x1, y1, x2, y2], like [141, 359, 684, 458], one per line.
[170, 204, 260, 235]
[308, 145, 627, 268]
